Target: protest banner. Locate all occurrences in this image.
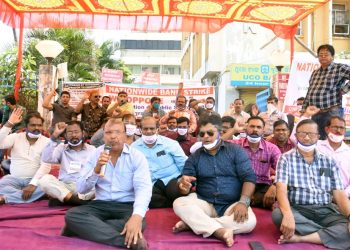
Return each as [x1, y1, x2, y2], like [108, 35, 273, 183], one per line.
[104, 83, 215, 117]
[63, 82, 105, 107]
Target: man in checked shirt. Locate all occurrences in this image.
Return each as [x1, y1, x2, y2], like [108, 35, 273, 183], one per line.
[272, 119, 350, 249]
[302, 44, 350, 140]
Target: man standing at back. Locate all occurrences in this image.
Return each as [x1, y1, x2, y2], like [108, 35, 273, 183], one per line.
[302, 44, 350, 139]
[42, 89, 76, 133]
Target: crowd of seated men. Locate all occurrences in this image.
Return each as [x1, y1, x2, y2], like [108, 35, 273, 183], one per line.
[0, 85, 349, 250]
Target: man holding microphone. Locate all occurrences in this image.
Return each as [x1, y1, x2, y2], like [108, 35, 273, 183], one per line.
[63, 118, 152, 249]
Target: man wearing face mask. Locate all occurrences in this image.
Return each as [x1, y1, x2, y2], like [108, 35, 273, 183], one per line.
[39, 121, 96, 207]
[132, 116, 188, 208]
[142, 97, 166, 119]
[162, 117, 197, 156]
[200, 97, 220, 118]
[317, 116, 350, 198]
[123, 114, 139, 145]
[0, 109, 50, 205]
[63, 119, 152, 249]
[228, 116, 281, 210]
[106, 91, 135, 118]
[259, 95, 288, 138]
[173, 115, 257, 247]
[272, 119, 350, 249]
[160, 95, 197, 134]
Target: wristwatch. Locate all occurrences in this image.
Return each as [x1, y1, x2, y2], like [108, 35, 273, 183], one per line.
[238, 196, 251, 207]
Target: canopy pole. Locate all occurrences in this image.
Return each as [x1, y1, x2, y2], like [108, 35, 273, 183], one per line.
[290, 33, 294, 65]
[14, 13, 24, 101]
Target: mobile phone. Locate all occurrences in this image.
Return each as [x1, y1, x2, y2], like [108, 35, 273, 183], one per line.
[248, 241, 265, 250]
[55, 88, 60, 94]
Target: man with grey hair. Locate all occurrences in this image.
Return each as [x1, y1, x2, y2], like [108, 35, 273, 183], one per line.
[272, 119, 350, 249]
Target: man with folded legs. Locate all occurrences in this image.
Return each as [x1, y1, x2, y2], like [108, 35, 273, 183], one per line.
[173, 115, 257, 247]
[63, 118, 152, 249]
[0, 109, 50, 204]
[272, 119, 350, 249]
[39, 121, 96, 206]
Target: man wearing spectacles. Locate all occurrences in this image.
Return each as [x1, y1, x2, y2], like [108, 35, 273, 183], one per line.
[317, 116, 350, 198]
[75, 90, 107, 139]
[302, 44, 350, 140]
[173, 115, 257, 247]
[272, 119, 350, 249]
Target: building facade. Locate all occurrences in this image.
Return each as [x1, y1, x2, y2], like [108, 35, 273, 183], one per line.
[181, 1, 350, 114]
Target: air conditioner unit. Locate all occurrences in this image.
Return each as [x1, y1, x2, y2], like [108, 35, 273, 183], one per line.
[333, 24, 350, 35]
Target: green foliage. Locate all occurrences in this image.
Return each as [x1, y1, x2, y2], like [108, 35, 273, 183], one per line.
[0, 45, 38, 110]
[97, 40, 132, 83]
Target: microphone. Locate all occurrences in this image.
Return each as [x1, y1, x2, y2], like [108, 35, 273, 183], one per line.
[99, 145, 112, 177]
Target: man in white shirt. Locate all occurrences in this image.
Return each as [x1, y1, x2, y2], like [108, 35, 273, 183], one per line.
[317, 116, 350, 198]
[0, 109, 50, 204]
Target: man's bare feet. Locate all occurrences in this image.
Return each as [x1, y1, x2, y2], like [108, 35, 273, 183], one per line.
[213, 228, 234, 247]
[172, 220, 190, 233]
[278, 234, 301, 244]
[0, 196, 5, 205]
[130, 237, 148, 250]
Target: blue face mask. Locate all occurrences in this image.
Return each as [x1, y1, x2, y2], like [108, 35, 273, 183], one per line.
[153, 103, 160, 110]
[3, 105, 9, 111]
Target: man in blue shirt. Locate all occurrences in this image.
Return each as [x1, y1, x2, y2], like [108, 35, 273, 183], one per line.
[173, 115, 257, 247]
[39, 121, 96, 206]
[132, 116, 187, 208]
[63, 118, 152, 249]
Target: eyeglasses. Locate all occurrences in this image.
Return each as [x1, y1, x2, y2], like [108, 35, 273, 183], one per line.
[329, 126, 346, 132]
[296, 131, 319, 139]
[318, 53, 331, 58]
[93, 95, 101, 98]
[199, 130, 215, 137]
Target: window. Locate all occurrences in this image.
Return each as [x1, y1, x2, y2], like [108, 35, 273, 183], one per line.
[296, 22, 303, 36]
[141, 65, 160, 73]
[162, 66, 181, 75]
[332, 4, 349, 35]
[129, 65, 141, 74]
[120, 40, 181, 50]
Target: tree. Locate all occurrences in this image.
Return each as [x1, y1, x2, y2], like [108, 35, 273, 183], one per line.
[26, 28, 99, 81]
[97, 40, 132, 83]
[0, 45, 38, 110]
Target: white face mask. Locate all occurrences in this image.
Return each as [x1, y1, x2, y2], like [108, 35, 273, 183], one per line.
[203, 139, 219, 150]
[327, 132, 344, 143]
[247, 134, 262, 143]
[125, 124, 137, 136]
[205, 103, 214, 109]
[177, 128, 188, 136]
[198, 103, 205, 109]
[142, 134, 158, 145]
[297, 141, 317, 152]
[26, 131, 41, 139]
[297, 105, 302, 111]
[68, 139, 83, 147]
[267, 103, 277, 114]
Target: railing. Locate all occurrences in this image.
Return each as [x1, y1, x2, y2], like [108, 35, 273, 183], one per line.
[0, 77, 39, 112]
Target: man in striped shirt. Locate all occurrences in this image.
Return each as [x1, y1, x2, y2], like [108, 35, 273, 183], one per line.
[272, 119, 350, 249]
[302, 44, 350, 139]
